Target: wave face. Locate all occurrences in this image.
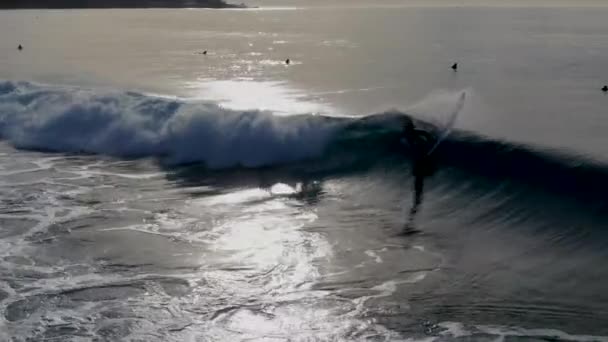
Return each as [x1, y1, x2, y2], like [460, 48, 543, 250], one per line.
[0, 81, 340, 168]
[1, 80, 607, 205]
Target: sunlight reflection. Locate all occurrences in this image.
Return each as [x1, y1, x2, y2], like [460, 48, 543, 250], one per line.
[185, 80, 333, 114]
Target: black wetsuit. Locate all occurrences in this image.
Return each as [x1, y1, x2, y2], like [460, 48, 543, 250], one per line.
[403, 127, 436, 176]
[402, 126, 437, 226]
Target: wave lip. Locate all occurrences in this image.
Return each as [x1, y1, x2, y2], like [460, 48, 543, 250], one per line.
[0, 81, 340, 168]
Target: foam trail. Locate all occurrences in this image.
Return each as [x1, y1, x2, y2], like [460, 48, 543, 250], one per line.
[0, 81, 341, 168]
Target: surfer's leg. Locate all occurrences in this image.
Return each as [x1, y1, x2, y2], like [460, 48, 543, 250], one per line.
[404, 170, 424, 233]
[414, 169, 424, 206]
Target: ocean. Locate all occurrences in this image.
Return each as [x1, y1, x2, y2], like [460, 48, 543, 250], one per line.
[1, 1, 608, 341]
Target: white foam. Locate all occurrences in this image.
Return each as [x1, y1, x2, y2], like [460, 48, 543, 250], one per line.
[438, 322, 608, 342]
[0, 81, 341, 168]
[438, 322, 469, 338]
[477, 325, 608, 342]
[199, 188, 270, 206]
[76, 170, 164, 180]
[364, 250, 383, 263]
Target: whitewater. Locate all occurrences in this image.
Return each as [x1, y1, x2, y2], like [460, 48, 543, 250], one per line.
[2, 2, 608, 341]
[0, 81, 340, 167]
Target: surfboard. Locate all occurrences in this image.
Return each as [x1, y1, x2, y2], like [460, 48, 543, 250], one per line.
[426, 92, 465, 156]
[400, 91, 465, 155]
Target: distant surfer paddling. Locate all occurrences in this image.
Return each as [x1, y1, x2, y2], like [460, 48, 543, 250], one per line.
[401, 118, 437, 232]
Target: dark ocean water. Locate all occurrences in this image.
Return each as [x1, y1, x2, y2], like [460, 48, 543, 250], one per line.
[1, 3, 608, 341]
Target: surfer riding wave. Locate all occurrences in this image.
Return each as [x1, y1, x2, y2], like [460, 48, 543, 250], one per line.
[400, 92, 465, 232]
[401, 118, 438, 232]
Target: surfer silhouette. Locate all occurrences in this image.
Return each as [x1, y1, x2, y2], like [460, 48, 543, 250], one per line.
[401, 118, 437, 232]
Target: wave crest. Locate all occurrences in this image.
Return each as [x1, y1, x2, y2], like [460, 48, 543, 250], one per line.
[0, 81, 340, 168]
[2, 80, 606, 205]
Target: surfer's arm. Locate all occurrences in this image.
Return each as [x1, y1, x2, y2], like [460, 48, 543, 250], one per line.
[415, 129, 437, 148]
